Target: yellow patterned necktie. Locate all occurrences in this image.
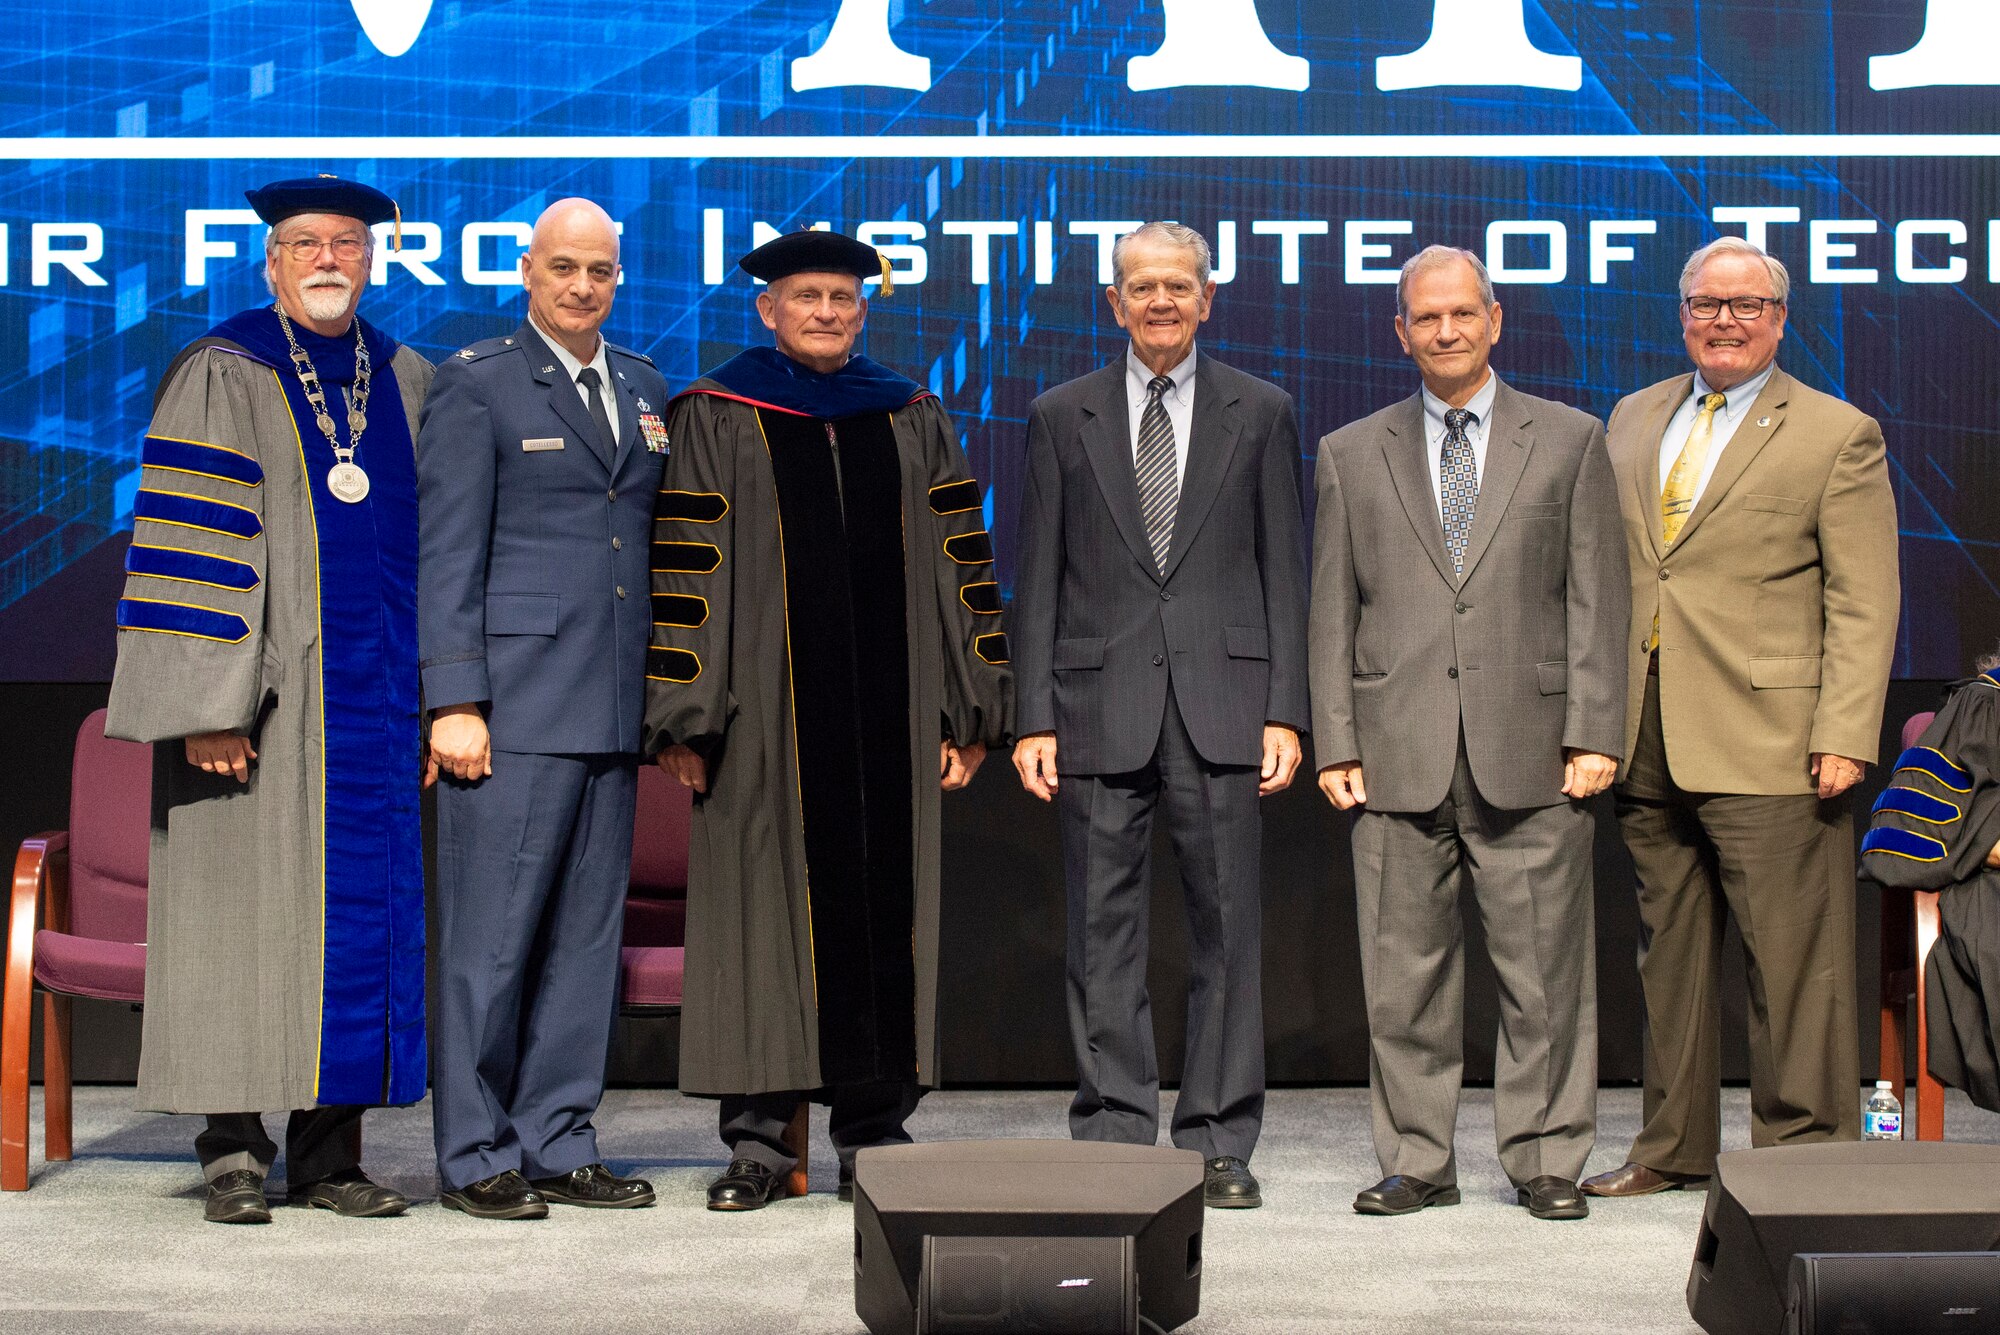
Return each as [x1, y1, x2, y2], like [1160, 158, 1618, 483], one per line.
[1661, 392, 1727, 546]
[1649, 391, 1728, 652]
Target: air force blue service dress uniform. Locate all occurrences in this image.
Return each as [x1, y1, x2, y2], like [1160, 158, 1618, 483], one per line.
[418, 321, 670, 1197]
[104, 177, 429, 1210]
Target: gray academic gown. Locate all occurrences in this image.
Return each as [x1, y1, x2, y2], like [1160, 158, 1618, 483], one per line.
[1862, 670, 2000, 1113]
[644, 383, 1012, 1097]
[105, 321, 432, 1114]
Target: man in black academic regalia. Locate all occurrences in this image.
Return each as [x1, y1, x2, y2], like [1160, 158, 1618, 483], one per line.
[645, 230, 1013, 1209]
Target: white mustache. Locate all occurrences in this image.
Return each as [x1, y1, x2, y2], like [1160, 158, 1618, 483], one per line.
[301, 274, 354, 293]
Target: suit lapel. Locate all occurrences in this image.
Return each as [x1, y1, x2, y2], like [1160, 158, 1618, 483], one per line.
[1670, 369, 1791, 551]
[1160, 352, 1242, 583]
[1455, 379, 1532, 585]
[607, 354, 648, 479]
[1078, 364, 1158, 581]
[519, 323, 612, 473]
[1630, 374, 1691, 561]
[1382, 393, 1454, 586]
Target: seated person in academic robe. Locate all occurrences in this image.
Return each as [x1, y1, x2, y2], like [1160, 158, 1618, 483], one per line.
[645, 229, 1013, 1209]
[104, 176, 431, 1223]
[1862, 655, 2000, 1114]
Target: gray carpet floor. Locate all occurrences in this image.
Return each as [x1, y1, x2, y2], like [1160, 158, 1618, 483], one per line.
[2, 1086, 1996, 1334]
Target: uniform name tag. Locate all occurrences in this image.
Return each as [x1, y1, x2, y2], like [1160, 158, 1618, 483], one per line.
[521, 437, 565, 452]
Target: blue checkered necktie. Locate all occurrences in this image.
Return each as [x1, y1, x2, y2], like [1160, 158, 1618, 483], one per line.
[1440, 407, 1479, 578]
[1136, 374, 1179, 574]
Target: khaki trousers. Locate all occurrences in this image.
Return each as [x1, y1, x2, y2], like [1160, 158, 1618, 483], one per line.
[1616, 672, 1860, 1175]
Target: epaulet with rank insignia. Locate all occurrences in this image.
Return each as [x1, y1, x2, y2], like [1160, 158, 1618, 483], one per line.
[606, 342, 657, 368]
[450, 335, 524, 365]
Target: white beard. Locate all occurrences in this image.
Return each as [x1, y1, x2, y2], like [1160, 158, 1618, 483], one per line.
[298, 278, 355, 323]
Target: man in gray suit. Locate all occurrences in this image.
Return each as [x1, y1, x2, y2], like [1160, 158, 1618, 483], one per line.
[1310, 246, 1629, 1221]
[1012, 221, 1309, 1209]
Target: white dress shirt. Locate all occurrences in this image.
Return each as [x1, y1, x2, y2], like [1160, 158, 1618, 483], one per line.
[1421, 369, 1498, 522]
[1655, 361, 1776, 505]
[531, 315, 621, 446]
[1125, 346, 1196, 487]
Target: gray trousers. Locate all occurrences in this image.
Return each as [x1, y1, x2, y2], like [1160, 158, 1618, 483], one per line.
[720, 1083, 923, 1173]
[1058, 687, 1265, 1163]
[1353, 743, 1597, 1188]
[196, 1106, 363, 1185]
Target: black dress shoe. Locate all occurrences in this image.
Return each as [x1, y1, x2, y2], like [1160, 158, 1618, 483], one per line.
[440, 1170, 549, 1220]
[707, 1158, 786, 1211]
[1516, 1174, 1588, 1220]
[837, 1165, 855, 1203]
[1203, 1157, 1262, 1209]
[205, 1169, 272, 1225]
[290, 1168, 409, 1217]
[1353, 1175, 1460, 1216]
[529, 1163, 655, 1209]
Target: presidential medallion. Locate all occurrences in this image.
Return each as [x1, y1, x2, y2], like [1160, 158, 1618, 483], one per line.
[328, 462, 372, 503]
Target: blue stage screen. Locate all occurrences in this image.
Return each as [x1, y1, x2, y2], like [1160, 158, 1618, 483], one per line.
[0, 0, 1994, 678]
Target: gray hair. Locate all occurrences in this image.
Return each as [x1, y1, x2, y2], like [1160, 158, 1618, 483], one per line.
[1977, 642, 2000, 675]
[261, 217, 377, 294]
[1680, 236, 1790, 303]
[1110, 221, 1212, 289]
[1397, 245, 1494, 319]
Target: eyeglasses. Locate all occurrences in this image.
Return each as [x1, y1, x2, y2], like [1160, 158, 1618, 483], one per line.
[276, 236, 368, 261]
[1684, 295, 1783, 321]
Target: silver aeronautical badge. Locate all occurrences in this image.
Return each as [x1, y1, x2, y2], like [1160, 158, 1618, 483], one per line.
[328, 463, 371, 504]
[457, 348, 476, 359]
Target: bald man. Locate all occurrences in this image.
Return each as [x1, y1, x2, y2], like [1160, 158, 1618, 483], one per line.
[420, 198, 671, 1218]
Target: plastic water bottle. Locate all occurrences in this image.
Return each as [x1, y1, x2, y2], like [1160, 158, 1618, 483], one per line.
[1863, 1080, 1903, 1140]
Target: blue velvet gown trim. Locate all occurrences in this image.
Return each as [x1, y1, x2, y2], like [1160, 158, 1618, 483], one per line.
[213, 306, 427, 1106]
[697, 347, 928, 419]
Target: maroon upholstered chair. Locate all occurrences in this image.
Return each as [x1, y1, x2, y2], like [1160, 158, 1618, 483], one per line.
[3, 709, 152, 1190]
[1878, 710, 1946, 1142]
[621, 762, 808, 1195]
[621, 761, 690, 1012]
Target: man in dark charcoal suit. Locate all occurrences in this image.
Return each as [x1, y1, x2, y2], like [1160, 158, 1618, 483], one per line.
[1010, 221, 1309, 1209]
[1310, 245, 1629, 1222]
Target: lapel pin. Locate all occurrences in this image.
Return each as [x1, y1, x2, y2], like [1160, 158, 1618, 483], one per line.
[1757, 415, 1772, 427]
[617, 371, 627, 380]
[456, 348, 475, 359]
[637, 397, 652, 412]
[541, 365, 556, 373]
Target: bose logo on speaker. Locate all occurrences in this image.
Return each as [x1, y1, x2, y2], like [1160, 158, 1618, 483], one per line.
[1058, 1279, 1092, 1289]
[1943, 1308, 1981, 1317]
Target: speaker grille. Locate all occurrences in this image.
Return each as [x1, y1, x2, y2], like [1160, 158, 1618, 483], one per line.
[919, 1235, 1138, 1334]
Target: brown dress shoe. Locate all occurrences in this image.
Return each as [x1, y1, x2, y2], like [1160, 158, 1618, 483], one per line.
[1580, 1162, 1708, 1197]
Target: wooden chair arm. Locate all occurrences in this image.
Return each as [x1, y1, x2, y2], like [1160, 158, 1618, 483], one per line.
[7, 830, 68, 999]
[5, 831, 67, 1190]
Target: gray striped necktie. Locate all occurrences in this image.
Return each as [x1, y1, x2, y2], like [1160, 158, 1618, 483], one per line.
[1136, 374, 1179, 573]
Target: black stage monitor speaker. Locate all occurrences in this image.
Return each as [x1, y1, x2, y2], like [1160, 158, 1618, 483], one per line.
[1784, 1252, 2000, 1334]
[1687, 1142, 2000, 1335]
[853, 1140, 1204, 1335]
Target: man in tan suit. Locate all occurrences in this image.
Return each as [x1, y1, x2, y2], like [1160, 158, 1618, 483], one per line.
[1583, 237, 1899, 1198]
